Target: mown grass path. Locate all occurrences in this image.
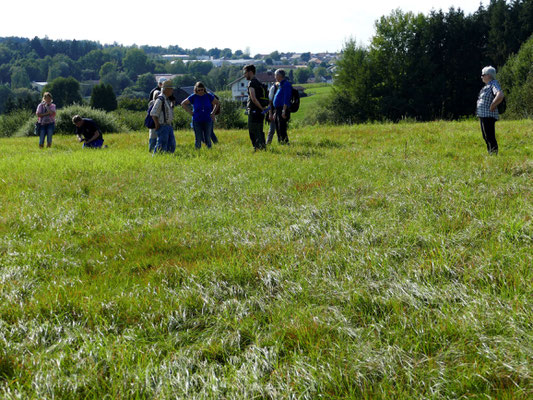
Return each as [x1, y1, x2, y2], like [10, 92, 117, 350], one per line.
[0, 120, 532, 399]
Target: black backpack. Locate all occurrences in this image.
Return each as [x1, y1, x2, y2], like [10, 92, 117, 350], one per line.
[144, 95, 166, 128]
[498, 96, 507, 114]
[289, 87, 300, 113]
[258, 82, 270, 107]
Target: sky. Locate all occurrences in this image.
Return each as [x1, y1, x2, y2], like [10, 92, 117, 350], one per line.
[1, 0, 488, 55]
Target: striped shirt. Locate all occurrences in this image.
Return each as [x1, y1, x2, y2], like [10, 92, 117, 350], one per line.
[476, 80, 502, 120]
[150, 95, 173, 125]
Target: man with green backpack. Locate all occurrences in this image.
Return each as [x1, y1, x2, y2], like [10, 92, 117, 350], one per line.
[243, 64, 268, 151]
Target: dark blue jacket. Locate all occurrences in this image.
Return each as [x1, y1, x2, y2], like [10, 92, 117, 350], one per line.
[273, 79, 292, 108]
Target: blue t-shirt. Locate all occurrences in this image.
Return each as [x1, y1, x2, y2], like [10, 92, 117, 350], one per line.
[187, 93, 215, 122]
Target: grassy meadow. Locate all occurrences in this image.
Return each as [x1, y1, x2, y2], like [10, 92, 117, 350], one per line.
[0, 120, 532, 399]
[291, 84, 333, 125]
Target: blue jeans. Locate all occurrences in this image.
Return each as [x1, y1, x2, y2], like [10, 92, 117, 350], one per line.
[149, 137, 157, 152]
[83, 138, 104, 148]
[211, 125, 218, 144]
[193, 120, 213, 149]
[202, 128, 218, 144]
[154, 125, 176, 154]
[39, 123, 54, 146]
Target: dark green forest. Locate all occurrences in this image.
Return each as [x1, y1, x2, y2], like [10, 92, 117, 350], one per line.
[325, 0, 533, 122]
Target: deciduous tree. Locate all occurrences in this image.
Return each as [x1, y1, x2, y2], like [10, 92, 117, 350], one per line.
[43, 76, 82, 108]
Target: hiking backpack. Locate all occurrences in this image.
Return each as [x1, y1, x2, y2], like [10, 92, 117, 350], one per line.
[144, 95, 166, 128]
[289, 87, 300, 113]
[498, 96, 507, 114]
[258, 83, 270, 108]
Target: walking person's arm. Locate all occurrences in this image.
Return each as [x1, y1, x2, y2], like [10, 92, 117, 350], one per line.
[211, 97, 220, 121]
[48, 104, 56, 118]
[85, 130, 101, 144]
[36, 104, 50, 118]
[75, 126, 84, 142]
[282, 82, 291, 119]
[181, 99, 194, 117]
[150, 98, 164, 130]
[152, 116, 160, 131]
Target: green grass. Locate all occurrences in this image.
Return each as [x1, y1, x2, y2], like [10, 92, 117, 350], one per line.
[292, 84, 333, 125]
[0, 120, 532, 399]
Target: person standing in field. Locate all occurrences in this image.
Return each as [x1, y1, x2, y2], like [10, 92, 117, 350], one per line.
[147, 90, 160, 152]
[72, 115, 104, 148]
[202, 91, 220, 145]
[476, 66, 505, 155]
[181, 81, 220, 149]
[151, 80, 176, 154]
[209, 92, 220, 144]
[35, 92, 56, 148]
[243, 64, 267, 150]
[266, 81, 278, 145]
[149, 77, 166, 101]
[273, 69, 292, 145]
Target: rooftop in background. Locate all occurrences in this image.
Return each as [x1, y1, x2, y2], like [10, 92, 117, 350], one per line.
[154, 74, 184, 82]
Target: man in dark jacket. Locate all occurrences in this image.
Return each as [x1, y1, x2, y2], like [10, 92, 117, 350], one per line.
[243, 64, 267, 150]
[149, 77, 167, 101]
[72, 115, 104, 148]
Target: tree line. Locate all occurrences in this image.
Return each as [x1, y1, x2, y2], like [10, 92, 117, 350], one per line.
[326, 0, 533, 123]
[0, 34, 329, 116]
[0, 38, 279, 114]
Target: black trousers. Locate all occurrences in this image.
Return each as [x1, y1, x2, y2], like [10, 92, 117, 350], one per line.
[480, 117, 498, 154]
[275, 107, 290, 144]
[248, 114, 265, 150]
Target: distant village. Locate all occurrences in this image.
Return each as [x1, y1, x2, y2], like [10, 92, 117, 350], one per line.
[151, 52, 339, 102]
[25, 45, 340, 105]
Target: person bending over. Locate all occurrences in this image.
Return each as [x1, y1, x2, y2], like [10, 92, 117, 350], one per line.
[72, 115, 104, 148]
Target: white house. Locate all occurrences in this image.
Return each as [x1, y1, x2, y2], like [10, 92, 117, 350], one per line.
[229, 76, 248, 102]
[179, 58, 264, 68]
[31, 82, 48, 92]
[154, 73, 182, 82]
[228, 72, 276, 102]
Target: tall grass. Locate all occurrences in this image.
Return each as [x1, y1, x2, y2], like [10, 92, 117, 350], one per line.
[0, 120, 531, 399]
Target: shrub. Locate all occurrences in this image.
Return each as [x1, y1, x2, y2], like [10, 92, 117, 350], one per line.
[0, 109, 33, 137]
[304, 97, 338, 126]
[118, 88, 148, 100]
[15, 104, 127, 137]
[118, 97, 149, 112]
[112, 109, 146, 132]
[173, 107, 192, 130]
[112, 106, 191, 132]
[215, 97, 246, 130]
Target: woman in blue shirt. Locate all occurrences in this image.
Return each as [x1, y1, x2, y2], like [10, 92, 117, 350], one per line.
[181, 82, 220, 149]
